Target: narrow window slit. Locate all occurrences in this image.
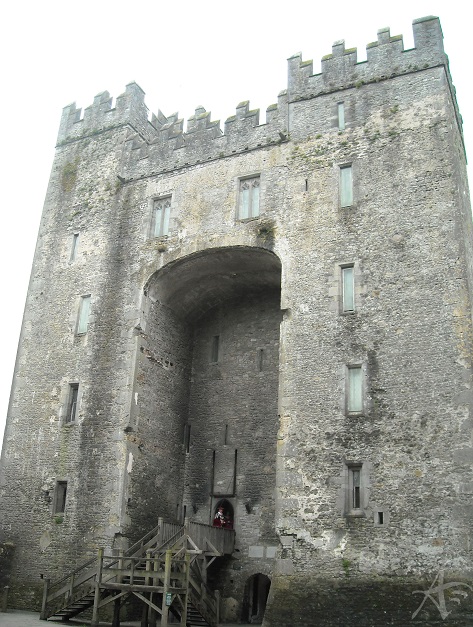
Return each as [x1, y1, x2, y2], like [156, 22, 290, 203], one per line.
[257, 348, 264, 372]
[211, 335, 220, 363]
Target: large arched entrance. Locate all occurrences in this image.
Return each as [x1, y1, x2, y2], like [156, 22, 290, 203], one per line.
[127, 246, 281, 619]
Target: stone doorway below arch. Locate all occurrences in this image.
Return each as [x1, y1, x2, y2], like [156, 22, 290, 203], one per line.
[243, 573, 271, 624]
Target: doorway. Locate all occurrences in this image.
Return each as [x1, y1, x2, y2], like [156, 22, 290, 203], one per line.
[244, 573, 271, 623]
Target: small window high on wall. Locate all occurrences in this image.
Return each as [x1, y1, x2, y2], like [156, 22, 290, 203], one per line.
[77, 295, 91, 334]
[154, 196, 171, 237]
[346, 365, 363, 414]
[238, 176, 260, 220]
[70, 233, 79, 262]
[340, 165, 353, 207]
[338, 102, 345, 130]
[341, 265, 355, 313]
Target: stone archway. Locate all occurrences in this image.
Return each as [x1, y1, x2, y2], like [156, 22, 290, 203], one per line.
[128, 246, 281, 619]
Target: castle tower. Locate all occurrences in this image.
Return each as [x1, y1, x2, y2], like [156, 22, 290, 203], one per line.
[1, 16, 472, 625]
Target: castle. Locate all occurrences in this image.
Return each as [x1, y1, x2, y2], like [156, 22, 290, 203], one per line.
[1, 15, 472, 626]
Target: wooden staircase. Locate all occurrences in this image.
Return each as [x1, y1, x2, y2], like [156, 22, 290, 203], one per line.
[40, 518, 234, 626]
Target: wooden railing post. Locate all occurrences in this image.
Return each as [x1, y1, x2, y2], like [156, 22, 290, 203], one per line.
[91, 548, 104, 627]
[157, 516, 164, 547]
[117, 549, 124, 584]
[40, 577, 50, 620]
[145, 550, 152, 586]
[130, 556, 135, 586]
[180, 552, 190, 627]
[161, 549, 172, 627]
[68, 571, 75, 599]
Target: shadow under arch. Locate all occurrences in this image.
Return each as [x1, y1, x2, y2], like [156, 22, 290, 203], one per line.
[129, 245, 282, 602]
[145, 245, 282, 321]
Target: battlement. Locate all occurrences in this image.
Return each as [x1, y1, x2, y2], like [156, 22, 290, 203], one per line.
[287, 16, 446, 101]
[57, 16, 453, 176]
[57, 82, 154, 145]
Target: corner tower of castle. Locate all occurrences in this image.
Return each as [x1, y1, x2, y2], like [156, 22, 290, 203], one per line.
[1, 15, 473, 625]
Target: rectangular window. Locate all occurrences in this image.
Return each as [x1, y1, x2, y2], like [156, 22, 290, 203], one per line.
[70, 233, 79, 262]
[54, 481, 68, 514]
[77, 295, 91, 334]
[211, 335, 220, 363]
[338, 102, 345, 130]
[342, 266, 355, 312]
[154, 197, 171, 237]
[238, 176, 260, 220]
[348, 465, 362, 511]
[347, 366, 363, 413]
[340, 165, 353, 207]
[65, 384, 79, 424]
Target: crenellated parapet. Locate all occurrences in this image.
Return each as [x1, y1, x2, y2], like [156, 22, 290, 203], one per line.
[57, 82, 157, 145]
[288, 16, 447, 101]
[124, 88, 290, 180]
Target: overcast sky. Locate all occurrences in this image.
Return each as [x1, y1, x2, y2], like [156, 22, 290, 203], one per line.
[0, 1, 471, 443]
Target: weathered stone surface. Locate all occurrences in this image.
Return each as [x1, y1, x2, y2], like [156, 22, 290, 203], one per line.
[1, 15, 472, 625]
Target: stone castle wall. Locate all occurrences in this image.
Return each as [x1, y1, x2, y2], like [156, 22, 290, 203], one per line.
[1, 15, 472, 624]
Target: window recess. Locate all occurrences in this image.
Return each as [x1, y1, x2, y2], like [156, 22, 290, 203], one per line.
[54, 481, 68, 514]
[65, 384, 79, 424]
[346, 464, 363, 515]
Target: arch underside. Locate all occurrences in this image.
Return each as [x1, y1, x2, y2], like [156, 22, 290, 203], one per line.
[146, 246, 282, 321]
